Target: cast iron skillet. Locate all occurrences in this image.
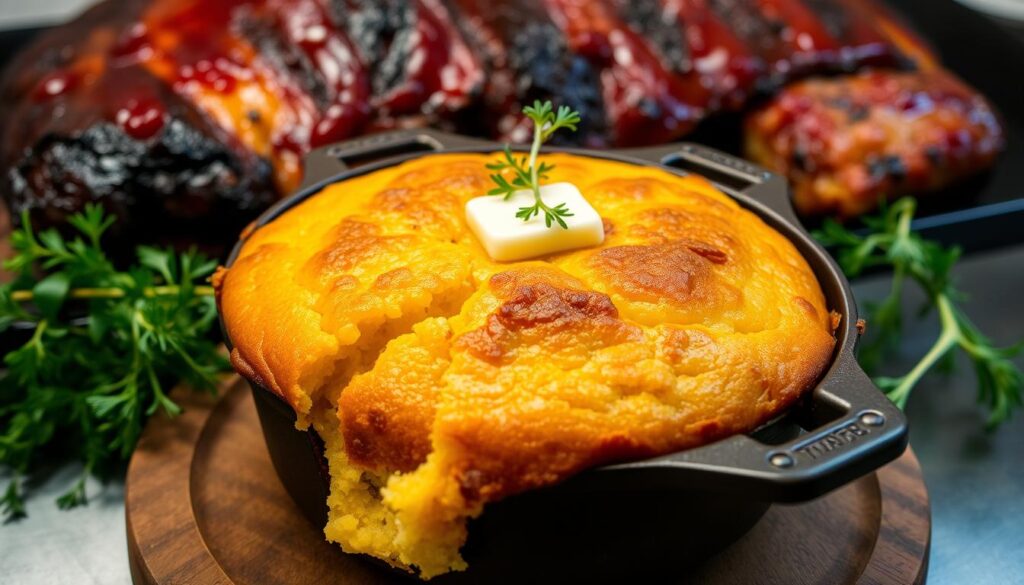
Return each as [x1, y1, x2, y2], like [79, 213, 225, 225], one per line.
[223, 129, 908, 584]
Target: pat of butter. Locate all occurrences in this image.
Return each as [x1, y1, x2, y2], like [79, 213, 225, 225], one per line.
[465, 182, 605, 261]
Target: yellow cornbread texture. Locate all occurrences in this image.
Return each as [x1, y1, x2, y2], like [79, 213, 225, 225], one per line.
[216, 153, 836, 579]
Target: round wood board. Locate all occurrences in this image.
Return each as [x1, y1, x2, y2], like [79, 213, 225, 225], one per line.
[126, 377, 931, 585]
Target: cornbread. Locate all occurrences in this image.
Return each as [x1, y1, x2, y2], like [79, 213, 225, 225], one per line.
[216, 153, 836, 578]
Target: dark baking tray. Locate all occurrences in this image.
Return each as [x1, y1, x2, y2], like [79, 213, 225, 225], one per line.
[2, 0, 1023, 253]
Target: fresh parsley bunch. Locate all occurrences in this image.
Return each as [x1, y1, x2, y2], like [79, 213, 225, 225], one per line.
[816, 197, 1023, 428]
[487, 100, 581, 228]
[0, 204, 229, 520]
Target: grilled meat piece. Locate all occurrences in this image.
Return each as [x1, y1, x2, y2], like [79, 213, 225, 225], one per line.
[0, 0, 1000, 246]
[744, 69, 1004, 217]
[448, 0, 609, 145]
[0, 0, 485, 248]
[0, 0, 278, 250]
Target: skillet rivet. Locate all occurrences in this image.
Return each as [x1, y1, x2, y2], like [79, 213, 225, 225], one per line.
[769, 453, 795, 468]
[859, 411, 885, 427]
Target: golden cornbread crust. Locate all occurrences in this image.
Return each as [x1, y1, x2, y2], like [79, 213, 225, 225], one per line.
[217, 153, 836, 578]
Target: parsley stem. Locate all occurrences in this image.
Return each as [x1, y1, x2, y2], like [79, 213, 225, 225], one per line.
[528, 119, 545, 208]
[29, 319, 47, 358]
[886, 294, 960, 407]
[10, 285, 216, 302]
[896, 199, 913, 239]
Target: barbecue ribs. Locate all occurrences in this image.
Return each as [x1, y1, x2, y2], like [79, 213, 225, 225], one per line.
[0, 0, 1003, 247]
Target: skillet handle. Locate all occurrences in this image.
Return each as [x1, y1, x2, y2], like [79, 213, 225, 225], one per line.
[299, 129, 495, 190]
[620, 142, 801, 228]
[599, 349, 908, 503]
[605, 143, 907, 501]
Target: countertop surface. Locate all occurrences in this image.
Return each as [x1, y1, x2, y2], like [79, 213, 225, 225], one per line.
[857, 245, 1024, 585]
[0, 0, 1022, 583]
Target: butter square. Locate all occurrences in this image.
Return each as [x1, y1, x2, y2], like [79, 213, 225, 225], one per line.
[465, 182, 605, 261]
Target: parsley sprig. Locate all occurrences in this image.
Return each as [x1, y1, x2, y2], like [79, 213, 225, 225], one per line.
[487, 100, 581, 228]
[0, 204, 229, 520]
[815, 197, 1022, 429]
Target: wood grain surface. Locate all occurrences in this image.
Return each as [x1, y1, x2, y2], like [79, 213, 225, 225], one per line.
[126, 377, 931, 585]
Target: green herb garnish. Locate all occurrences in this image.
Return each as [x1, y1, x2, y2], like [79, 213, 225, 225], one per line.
[815, 197, 1023, 429]
[0, 205, 229, 520]
[487, 100, 581, 229]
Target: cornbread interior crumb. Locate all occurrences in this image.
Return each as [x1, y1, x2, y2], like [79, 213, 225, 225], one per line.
[218, 154, 836, 578]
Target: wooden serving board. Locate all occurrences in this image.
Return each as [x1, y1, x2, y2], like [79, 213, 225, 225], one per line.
[126, 378, 931, 585]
